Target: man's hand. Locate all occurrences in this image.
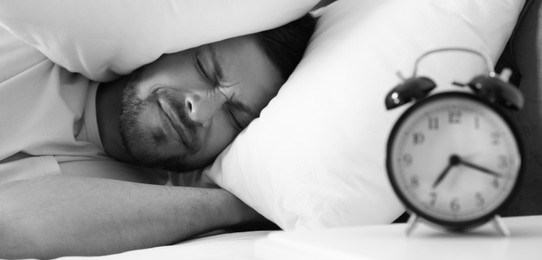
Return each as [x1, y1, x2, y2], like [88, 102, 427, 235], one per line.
[0, 176, 261, 259]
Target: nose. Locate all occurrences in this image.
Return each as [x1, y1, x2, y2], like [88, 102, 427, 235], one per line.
[184, 91, 226, 127]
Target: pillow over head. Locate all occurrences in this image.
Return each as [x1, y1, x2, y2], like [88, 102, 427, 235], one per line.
[204, 0, 526, 229]
[0, 0, 318, 81]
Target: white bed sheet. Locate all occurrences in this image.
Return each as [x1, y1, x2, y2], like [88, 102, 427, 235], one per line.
[57, 231, 271, 260]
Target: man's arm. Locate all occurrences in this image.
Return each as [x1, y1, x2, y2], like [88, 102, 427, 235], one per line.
[0, 175, 260, 259]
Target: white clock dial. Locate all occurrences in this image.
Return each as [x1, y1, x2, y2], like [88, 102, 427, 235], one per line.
[388, 93, 522, 226]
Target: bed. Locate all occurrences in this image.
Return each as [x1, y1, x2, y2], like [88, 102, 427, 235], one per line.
[57, 215, 542, 260]
[0, 0, 533, 258]
[52, 230, 270, 260]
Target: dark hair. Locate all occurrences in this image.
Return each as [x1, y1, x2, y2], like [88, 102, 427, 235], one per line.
[255, 14, 316, 80]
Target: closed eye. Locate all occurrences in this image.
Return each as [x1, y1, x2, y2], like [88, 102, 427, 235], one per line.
[194, 45, 231, 89]
[224, 98, 257, 132]
[225, 105, 244, 131]
[193, 50, 214, 84]
[194, 45, 253, 131]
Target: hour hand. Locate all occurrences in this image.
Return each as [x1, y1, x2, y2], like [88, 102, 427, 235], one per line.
[432, 164, 453, 188]
[432, 155, 460, 188]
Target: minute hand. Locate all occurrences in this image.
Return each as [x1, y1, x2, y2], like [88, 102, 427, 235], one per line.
[458, 159, 503, 177]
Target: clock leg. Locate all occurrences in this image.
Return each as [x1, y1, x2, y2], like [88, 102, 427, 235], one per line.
[405, 213, 420, 236]
[492, 215, 511, 237]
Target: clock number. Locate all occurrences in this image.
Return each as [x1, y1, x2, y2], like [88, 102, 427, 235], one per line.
[498, 155, 509, 169]
[491, 131, 501, 145]
[475, 192, 485, 207]
[429, 191, 437, 207]
[450, 198, 460, 213]
[413, 132, 425, 145]
[474, 116, 480, 129]
[492, 178, 500, 189]
[402, 154, 413, 167]
[409, 175, 420, 189]
[448, 110, 462, 124]
[428, 117, 439, 130]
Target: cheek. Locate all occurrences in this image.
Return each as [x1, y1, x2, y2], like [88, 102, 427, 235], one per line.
[200, 112, 238, 157]
[124, 100, 159, 144]
[137, 103, 162, 133]
[133, 65, 179, 99]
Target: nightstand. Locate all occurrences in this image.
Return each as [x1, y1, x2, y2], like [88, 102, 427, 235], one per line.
[255, 215, 542, 260]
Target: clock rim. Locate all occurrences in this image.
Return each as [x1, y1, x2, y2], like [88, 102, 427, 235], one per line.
[385, 92, 525, 230]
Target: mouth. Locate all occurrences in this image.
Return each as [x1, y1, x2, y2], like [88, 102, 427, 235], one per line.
[157, 97, 198, 152]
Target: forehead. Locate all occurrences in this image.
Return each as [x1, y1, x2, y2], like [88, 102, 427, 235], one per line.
[212, 35, 283, 113]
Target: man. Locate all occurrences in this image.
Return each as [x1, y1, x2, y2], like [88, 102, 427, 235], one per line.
[0, 14, 315, 258]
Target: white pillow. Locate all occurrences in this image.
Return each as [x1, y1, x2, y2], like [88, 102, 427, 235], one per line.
[204, 0, 526, 229]
[0, 0, 318, 82]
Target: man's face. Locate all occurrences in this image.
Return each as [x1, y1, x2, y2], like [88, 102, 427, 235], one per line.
[120, 35, 283, 172]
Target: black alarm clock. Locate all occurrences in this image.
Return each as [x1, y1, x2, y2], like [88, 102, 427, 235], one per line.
[384, 48, 525, 236]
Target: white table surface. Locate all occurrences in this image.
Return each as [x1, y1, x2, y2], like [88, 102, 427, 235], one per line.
[254, 215, 542, 260]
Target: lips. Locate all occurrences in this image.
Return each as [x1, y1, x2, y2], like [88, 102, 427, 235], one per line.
[157, 96, 198, 152]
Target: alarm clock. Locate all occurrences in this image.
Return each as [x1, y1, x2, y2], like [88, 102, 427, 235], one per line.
[384, 48, 525, 236]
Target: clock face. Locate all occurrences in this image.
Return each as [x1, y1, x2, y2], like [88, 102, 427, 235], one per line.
[387, 92, 523, 229]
